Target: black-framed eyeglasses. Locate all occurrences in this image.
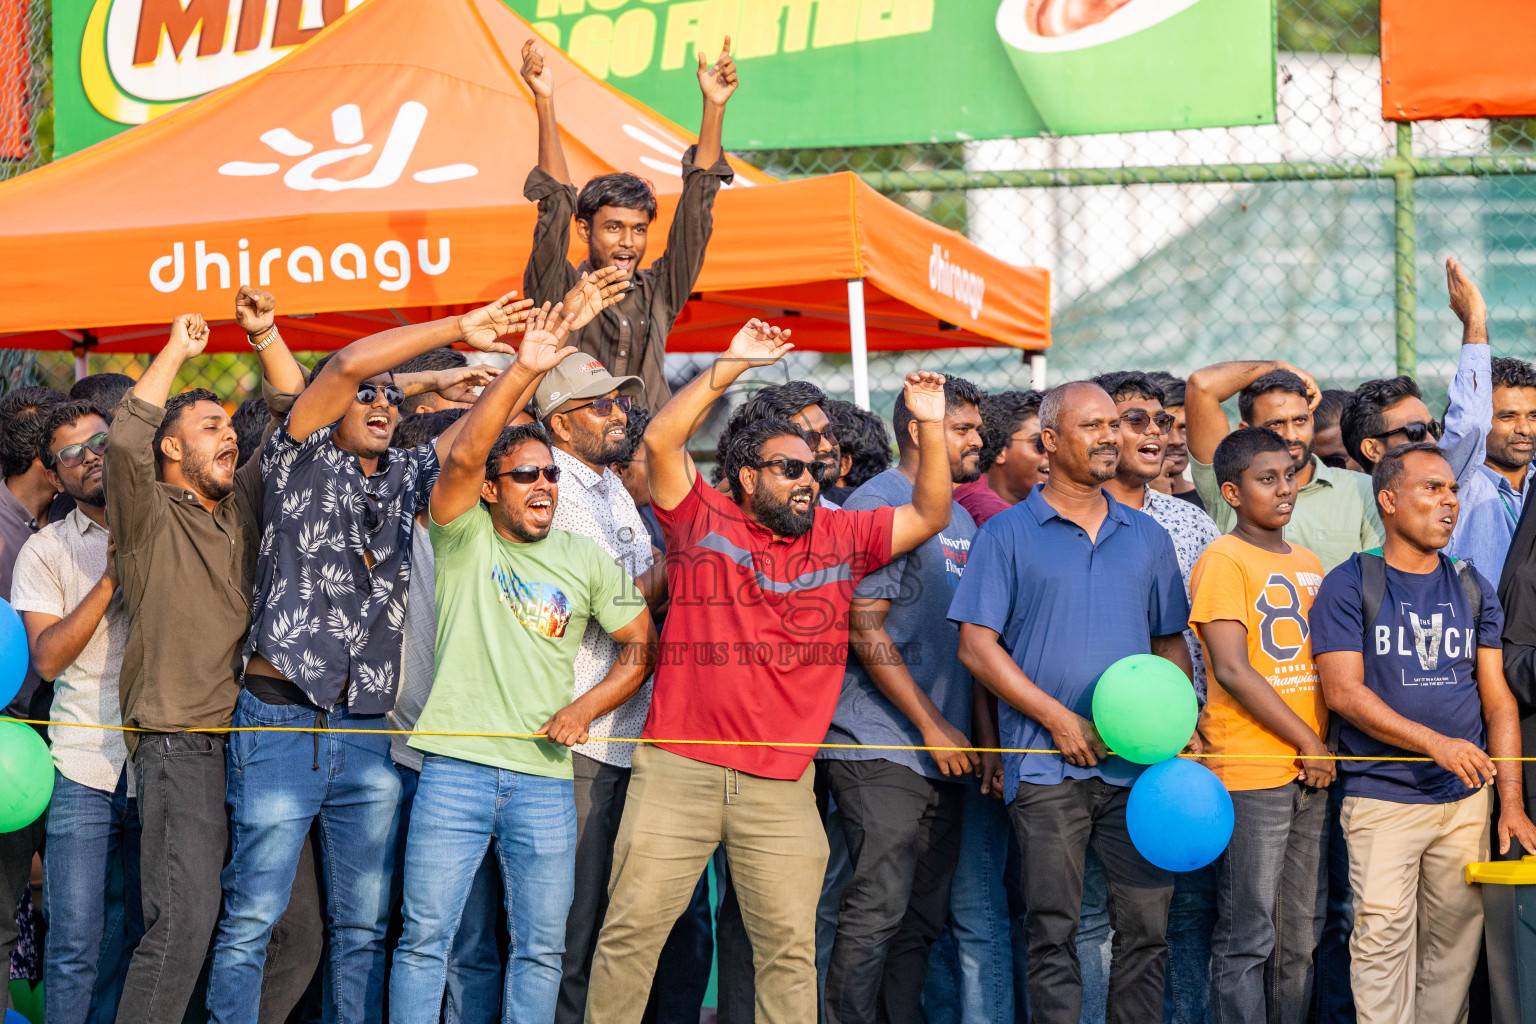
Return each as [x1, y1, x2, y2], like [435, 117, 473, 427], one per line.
[491, 464, 561, 485]
[1120, 409, 1175, 435]
[566, 395, 634, 417]
[752, 458, 831, 483]
[1370, 420, 1443, 444]
[801, 428, 836, 451]
[53, 432, 107, 469]
[357, 383, 405, 408]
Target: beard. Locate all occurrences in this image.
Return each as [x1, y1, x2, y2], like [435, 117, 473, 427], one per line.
[1291, 440, 1314, 473]
[1086, 445, 1119, 482]
[953, 450, 983, 485]
[68, 481, 106, 508]
[183, 449, 234, 502]
[751, 485, 816, 537]
[1488, 435, 1535, 472]
[574, 423, 629, 468]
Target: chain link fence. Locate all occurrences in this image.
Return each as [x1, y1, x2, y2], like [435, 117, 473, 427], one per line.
[12, 0, 1536, 424]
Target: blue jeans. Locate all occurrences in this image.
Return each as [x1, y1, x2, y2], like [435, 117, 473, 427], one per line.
[922, 781, 1018, 1024]
[1315, 783, 1356, 1023]
[390, 754, 576, 1024]
[1078, 850, 1111, 1024]
[1212, 783, 1328, 1024]
[207, 692, 402, 1024]
[395, 765, 502, 1024]
[43, 769, 142, 1024]
[1161, 865, 1216, 1024]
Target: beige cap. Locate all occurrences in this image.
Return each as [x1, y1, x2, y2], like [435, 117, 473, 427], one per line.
[533, 352, 644, 420]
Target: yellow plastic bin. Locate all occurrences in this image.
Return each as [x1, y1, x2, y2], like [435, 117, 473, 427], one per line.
[1467, 856, 1536, 1024]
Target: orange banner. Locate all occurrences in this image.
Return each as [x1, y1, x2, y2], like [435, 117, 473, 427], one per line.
[1382, 0, 1536, 120]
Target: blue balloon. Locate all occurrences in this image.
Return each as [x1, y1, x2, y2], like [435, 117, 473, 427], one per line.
[0, 599, 25, 711]
[5, 1009, 30, 1024]
[1126, 758, 1235, 872]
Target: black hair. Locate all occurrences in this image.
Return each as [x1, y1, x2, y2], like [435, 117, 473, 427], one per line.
[231, 397, 272, 468]
[576, 172, 658, 225]
[720, 418, 805, 502]
[1314, 388, 1350, 431]
[0, 386, 66, 479]
[1371, 440, 1446, 499]
[1146, 371, 1185, 408]
[1493, 357, 1536, 392]
[712, 381, 830, 483]
[1090, 371, 1165, 406]
[392, 408, 465, 451]
[39, 400, 111, 472]
[311, 353, 336, 379]
[68, 373, 135, 409]
[823, 399, 892, 486]
[485, 422, 552, 481]
[395, 348, 470, 415]
[616, 404, 651, 464]
[152, 388, 221, 468]
[1214, 426, 1291, 489]
[1341, 376, 1423, 470]
[977, 390, 1043, 472]
[892, 375, 983, 451]
[1237, 370, 1310, 425]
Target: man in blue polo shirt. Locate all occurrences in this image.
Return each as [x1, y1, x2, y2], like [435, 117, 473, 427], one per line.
[951, 380, 1195, 1024]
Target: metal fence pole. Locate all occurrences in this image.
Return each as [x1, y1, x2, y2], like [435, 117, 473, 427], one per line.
[1393, 122, 1418, 378]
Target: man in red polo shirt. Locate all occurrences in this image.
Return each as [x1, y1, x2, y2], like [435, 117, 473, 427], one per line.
[583, 319, 954, 1024]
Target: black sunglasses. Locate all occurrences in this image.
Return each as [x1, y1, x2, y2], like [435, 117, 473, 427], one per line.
[54, 431, 108, 469]
[802, 428, 837, 451]
[566, 396, 634, 417]
[752, 458, 831, 483]
[1120, 409, 1174, 435]
[491, 464, 561, 485]
[1370, 420, 1443, 444]
[357, 383, 405, 407]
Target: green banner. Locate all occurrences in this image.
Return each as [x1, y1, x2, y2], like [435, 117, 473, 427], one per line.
[53, 0, 1276, 157]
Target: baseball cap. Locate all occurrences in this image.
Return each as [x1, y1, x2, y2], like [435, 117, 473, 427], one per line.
[533, 352, 644, 420]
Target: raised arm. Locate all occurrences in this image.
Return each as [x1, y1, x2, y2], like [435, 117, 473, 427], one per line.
[1477, 647, 1536, 852]
[134, 313, 209, 408]
[644, 319, 793, 511]
[233, 286, 306, 396]
[429, 304, 577, 527]
[1439, 257, 1492, 482]
[694, 37, 737, 172]
[1185, 360, 1320, 464]
[1318, 649, 1496, 790]
[521, 39, 571, 186]
[286, 292, 532, 444]
[889, 371, 954, 557]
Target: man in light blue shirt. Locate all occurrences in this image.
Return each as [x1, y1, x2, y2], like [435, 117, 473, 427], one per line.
[1447, 348, 1536, 580]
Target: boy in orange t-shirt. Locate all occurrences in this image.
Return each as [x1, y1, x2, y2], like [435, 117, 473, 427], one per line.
[1189, 427, 1330, 1024]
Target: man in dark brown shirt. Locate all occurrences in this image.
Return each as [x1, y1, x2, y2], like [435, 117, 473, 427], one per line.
[105, 294, 309, 1024]
[520, 36, 739, 414]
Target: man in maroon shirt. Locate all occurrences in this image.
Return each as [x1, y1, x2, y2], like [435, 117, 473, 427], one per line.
[584, 320, 955, 1024]
[955, 389, 1047, 526]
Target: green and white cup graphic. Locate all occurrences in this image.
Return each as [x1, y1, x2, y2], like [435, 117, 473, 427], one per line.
[994, 0, 1275, 136]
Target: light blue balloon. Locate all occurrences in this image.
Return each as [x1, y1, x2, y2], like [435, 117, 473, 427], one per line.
[6, 1007, 31, 1024]
[0, 599, 25, 711]
[1126, 758, 1235, 872]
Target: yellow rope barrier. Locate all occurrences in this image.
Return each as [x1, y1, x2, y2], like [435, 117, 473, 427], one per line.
[3, 717, 1528, 763]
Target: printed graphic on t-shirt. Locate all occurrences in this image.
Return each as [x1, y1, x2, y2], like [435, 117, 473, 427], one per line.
[1375, 599, 1472, 682]
[940, 531, 970, 586]
[491, 562, 572, 638]
[1254, 570, 1322, 694]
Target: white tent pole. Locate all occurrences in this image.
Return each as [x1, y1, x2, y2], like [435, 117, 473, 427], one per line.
[847, 278, 870, 410]
[1030, 352, 1047, 391]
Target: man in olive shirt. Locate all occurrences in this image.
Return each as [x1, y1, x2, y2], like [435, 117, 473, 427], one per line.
[1185, 362, 1380, 573]
[518, 37, 738, 412]
[105, 295, 306, 1024]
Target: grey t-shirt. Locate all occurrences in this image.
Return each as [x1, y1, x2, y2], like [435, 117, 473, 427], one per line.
[821, 469, 976, 781]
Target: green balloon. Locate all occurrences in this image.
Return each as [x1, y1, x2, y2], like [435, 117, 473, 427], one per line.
[0, 721, 52, 831]
[1091, 654, 1198, 765]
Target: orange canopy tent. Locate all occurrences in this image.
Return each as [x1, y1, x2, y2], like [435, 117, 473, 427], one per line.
[0, 0, 1049, 406]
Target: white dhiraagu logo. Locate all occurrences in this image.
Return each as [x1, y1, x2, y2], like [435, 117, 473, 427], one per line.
[928, 244, 986, 320]
[218, 101, 477, 191]
[621, 116, 752, 189]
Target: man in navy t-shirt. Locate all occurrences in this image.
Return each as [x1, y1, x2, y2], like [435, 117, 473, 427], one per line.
[1312, 442, 1536, 1024]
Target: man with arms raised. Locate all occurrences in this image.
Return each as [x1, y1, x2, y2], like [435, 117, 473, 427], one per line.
[585, 321, 955, 1024]
[521, 35, 737, 411]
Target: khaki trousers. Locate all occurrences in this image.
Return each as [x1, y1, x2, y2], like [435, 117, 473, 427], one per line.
[585, 744, 829, 1024]
[1341, 788, 1491, 1024]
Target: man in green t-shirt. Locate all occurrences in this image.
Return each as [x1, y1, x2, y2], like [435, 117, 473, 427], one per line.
[389, 303, 657, 1024]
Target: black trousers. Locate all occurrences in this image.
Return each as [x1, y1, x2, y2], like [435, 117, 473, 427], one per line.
[1009, 776, 1174, 1024]
[823, 758, 963, 1024]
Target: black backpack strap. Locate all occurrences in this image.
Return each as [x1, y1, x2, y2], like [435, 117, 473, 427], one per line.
[1455, 558, 1484, 644]
[1331, 553, 1386, 753]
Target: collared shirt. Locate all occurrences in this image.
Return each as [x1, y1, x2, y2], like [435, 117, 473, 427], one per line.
[1140, 487, 1219, 699]
[1194, 455, 1381, 574]
[246, 421, 439, 713]
[549, 446, 655, 768]
[522, 148, 734, 413]
[11, 509, 130, 795]
[947, 488, 1190, 799]
[1448, 465, 1529, 583]
[388, 523, 435, 772]
[104, 392, 273, 748]
[0, 481, 42, 717]
[646, 474, 895, 780]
